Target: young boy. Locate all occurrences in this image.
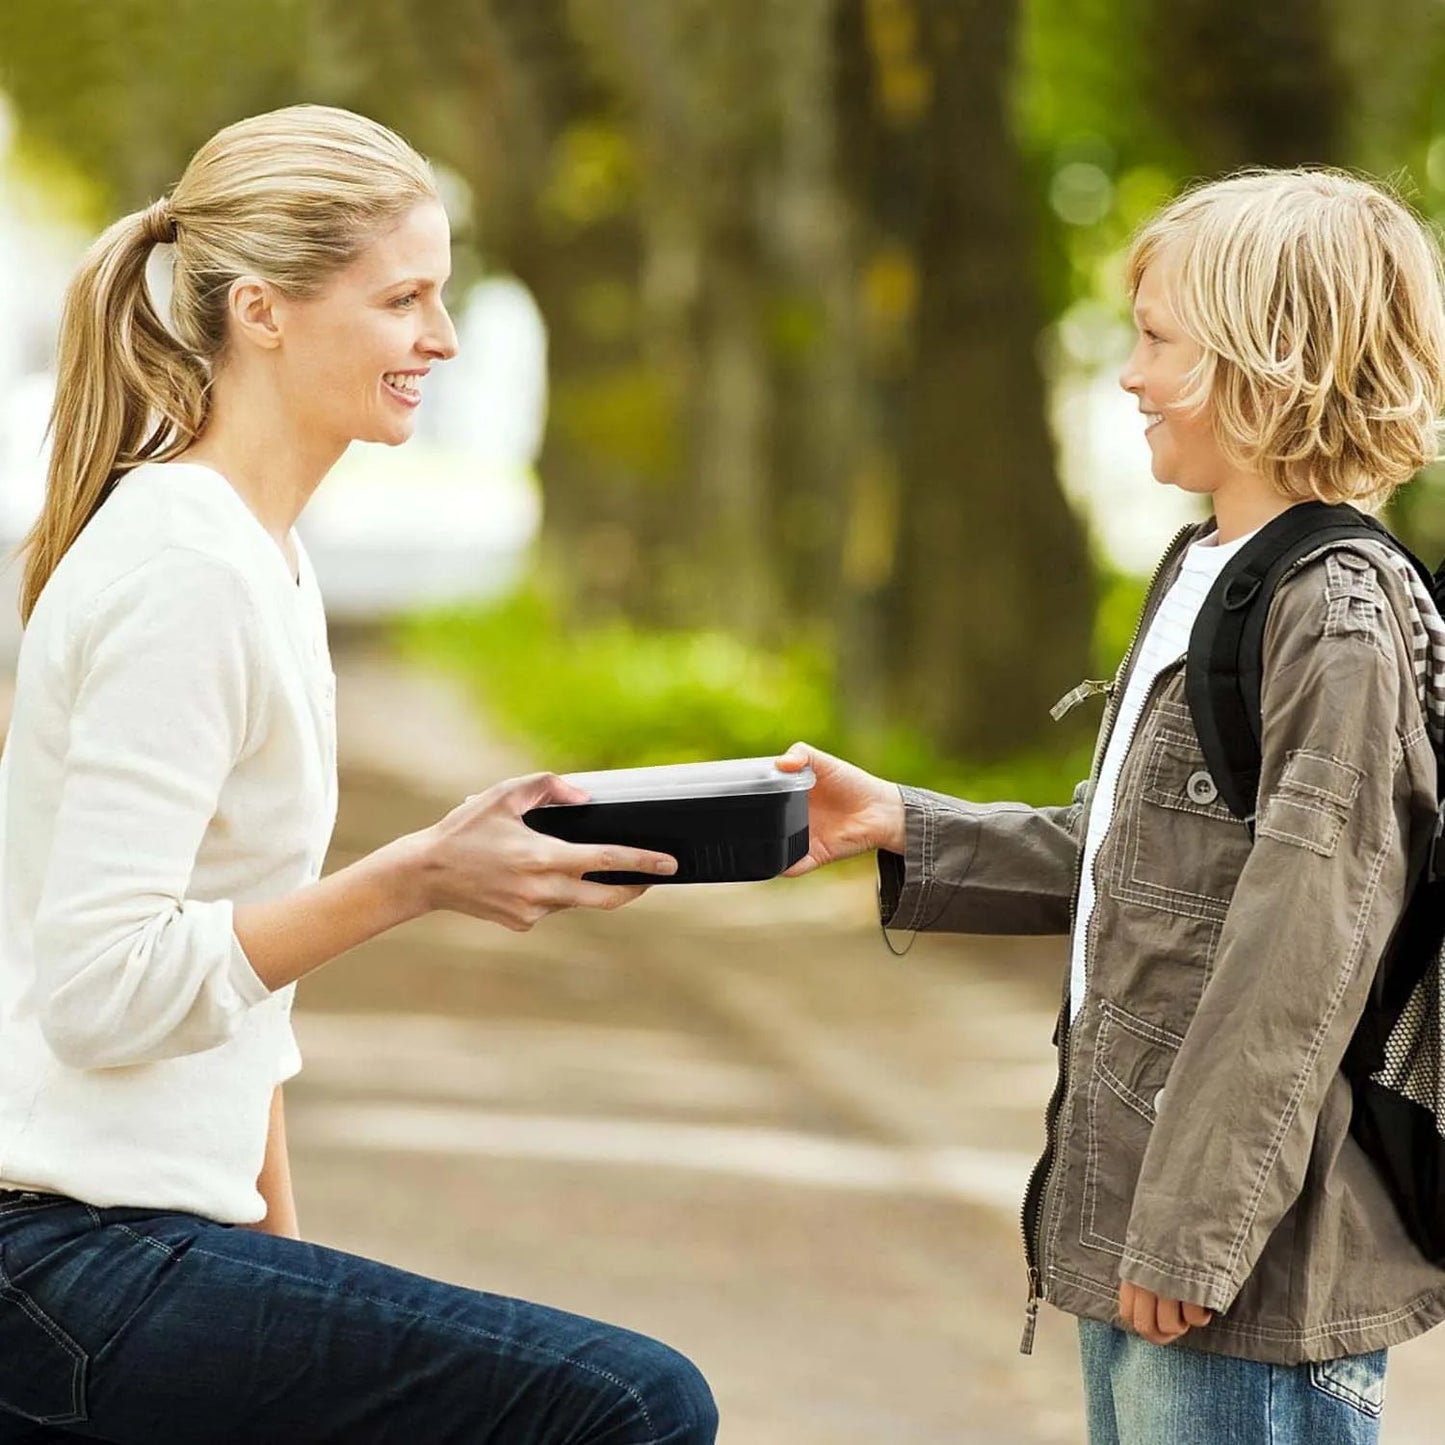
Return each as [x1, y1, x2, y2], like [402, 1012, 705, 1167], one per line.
[778, 169, 1445, 1443]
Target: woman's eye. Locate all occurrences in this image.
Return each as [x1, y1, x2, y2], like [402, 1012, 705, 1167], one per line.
[392, 293, 419, 309]
[1144, 329, 1163, 343]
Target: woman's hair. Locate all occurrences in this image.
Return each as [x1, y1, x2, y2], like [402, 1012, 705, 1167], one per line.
[16, 104, 438, 624]
[1125, 168, 1445, 511]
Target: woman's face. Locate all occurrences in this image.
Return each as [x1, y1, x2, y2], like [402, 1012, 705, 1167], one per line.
[1119, 253, 1231, 496]
[270, 199, 458, 448]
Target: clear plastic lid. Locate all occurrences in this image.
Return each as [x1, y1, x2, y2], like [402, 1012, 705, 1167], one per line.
[553, 756, 817, 804]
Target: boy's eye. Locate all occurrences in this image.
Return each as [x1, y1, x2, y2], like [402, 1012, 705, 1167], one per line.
[391, 292, 419, 309]
[1144, 328, 1163, 343]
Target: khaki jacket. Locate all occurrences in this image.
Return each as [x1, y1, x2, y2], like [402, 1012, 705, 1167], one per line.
[880, 522, 1445, 1363]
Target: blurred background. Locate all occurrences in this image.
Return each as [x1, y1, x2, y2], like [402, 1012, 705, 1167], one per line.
[3, 1, 1445, 1440]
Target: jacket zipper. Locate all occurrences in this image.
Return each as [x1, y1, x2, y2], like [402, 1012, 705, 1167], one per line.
[1019, 522, 1196, 1354]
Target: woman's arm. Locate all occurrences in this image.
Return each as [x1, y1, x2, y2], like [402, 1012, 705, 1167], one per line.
[246, 1084, 300, 1239]
[232, 775, 679, 994]
[35, 546, 678, 1066]
[232, 835, 428, 993]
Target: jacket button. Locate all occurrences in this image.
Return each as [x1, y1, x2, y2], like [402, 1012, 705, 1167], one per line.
[1186, 770, 1219, 805]
[1153, 1088, 1166, 1113]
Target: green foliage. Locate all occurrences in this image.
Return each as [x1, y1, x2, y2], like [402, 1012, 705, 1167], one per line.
[766, 290, 828, 364]
[393, 586, 835, 773]
[1014, 0, 1154, 162]
[0, 0, 313, 210]
[541, 121, 639, 236]
[393, 554, 1155, 808]
[548, 365, 682, 484]
[1014, 0, 1182, 323]
[1091, 562, 1152, 676]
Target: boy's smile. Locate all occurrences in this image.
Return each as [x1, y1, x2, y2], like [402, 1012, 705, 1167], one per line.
[1120, 251, 1233, 499]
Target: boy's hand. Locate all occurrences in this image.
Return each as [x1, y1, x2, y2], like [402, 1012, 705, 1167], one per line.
[1118, 1280, 1213, 1346]
[774, 742, 903, 874]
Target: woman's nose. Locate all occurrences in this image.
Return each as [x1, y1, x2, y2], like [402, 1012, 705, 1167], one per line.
[423, 304, 460, 362]
[425, 328, 458, 362]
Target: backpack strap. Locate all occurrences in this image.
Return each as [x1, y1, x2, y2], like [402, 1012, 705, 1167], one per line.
[1184, 502, 1426, 828]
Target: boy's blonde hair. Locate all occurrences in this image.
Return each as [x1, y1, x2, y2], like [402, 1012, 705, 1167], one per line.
[1125, 168, 1445, 512]
[16, 104, 437, 625]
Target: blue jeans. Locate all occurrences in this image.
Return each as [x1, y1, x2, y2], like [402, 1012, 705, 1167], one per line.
[1079, 1318, 1386, 1445]
[0, 1191, 717, 1443]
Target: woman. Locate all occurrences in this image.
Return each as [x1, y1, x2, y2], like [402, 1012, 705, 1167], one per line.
[0, 104, 715, 1443]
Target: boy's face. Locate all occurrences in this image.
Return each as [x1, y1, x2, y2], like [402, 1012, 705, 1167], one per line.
[1119, 254, 1230, 496]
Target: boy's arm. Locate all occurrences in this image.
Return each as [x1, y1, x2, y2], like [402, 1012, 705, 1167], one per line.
[878, 781, 1090, 936]
[1120, 557, 1431, 1313]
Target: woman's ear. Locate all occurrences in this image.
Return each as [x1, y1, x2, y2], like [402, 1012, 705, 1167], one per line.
[226, 276, 283, 352]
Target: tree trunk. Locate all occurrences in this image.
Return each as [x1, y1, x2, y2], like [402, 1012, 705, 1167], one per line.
[837, 0, 1096, 760]
[1147, 0, 1346, 168]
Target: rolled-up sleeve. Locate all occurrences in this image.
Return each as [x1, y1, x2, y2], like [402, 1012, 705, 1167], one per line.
[33, 547, 274, 1070]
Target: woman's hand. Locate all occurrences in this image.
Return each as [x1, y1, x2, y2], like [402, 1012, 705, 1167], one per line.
[413, 772, 678, 931]
[774, 742, 904, 876]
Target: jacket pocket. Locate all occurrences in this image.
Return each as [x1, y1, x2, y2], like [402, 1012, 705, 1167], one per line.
[1081, 1002, 1183, 1257]
[1112, 725, 1252, 923]
[0, 1264, 88, 1424]
[1256, 748, 1362, 857]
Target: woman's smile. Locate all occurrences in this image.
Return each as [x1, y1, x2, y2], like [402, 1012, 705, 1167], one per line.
[382, 369, 427, 408]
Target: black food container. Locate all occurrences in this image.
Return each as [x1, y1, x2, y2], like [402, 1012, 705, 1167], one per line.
[522, 757, 816, 884]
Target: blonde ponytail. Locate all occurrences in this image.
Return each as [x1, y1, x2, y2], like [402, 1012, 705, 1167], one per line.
[15, 105, 436, 624]
[17, 203, 210, 624]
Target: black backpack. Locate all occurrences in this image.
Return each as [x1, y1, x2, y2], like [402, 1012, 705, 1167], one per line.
[1186, 500, 1445, 1261]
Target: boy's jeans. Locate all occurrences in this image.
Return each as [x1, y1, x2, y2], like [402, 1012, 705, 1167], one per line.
[1079, 1319, 1386, 1445]
[0, 1191, 717, 1443]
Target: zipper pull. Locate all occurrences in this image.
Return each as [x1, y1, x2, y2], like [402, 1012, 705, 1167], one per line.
[1050, 678, 1113, 723]
[1019, 1267, 1041, 1355]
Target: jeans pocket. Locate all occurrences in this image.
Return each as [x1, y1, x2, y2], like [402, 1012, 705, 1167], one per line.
[0, 1270, 88, 1425]
[1308, 1351, 1387, 1418]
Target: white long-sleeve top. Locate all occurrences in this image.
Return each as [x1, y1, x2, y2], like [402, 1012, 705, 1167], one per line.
[0, 460, 337, 1222]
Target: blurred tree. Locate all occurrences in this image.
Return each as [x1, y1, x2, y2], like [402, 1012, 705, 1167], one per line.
[829, 0, 1095, 753]
[339, 0, 676, 624]
[19, 0, 1445, 766]
[568, 0, 785, 638]
[1146, 0, 1345, 171]
[332, 0, 1098, 761]
[1332, 0, 1445, 559]
[0, 0, 312, 216]
[1016, 0, 1347, 324]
